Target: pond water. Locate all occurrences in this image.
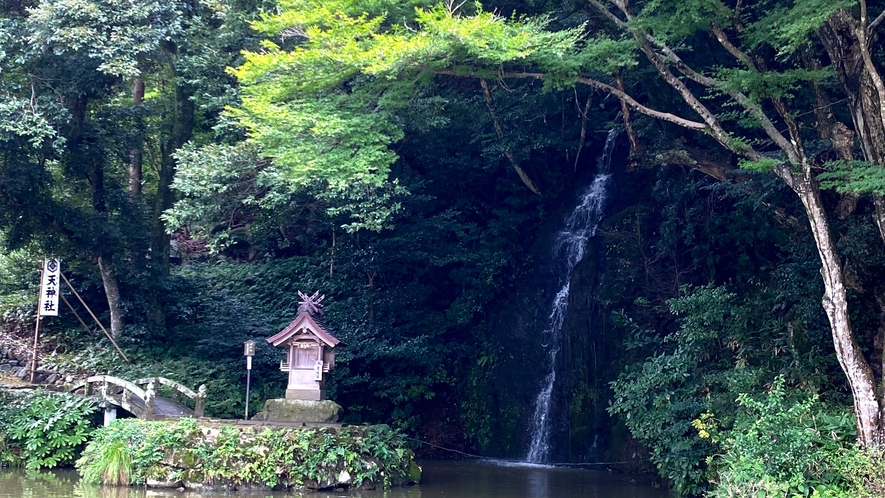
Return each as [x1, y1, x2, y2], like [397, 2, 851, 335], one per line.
[0, 460, 666, 498]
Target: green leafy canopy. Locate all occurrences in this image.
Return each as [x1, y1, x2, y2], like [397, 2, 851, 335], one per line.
[229, 0, 584, 193]
[25, 0, 186, 77]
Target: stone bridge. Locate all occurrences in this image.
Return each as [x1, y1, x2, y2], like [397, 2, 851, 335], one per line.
[68, 375, 206, 426]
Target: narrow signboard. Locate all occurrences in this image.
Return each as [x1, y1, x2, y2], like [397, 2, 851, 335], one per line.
[39, 259, 60, 317]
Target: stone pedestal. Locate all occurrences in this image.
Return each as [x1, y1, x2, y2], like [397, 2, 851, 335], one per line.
[104, 406, 117, 427]
[252, 398, 342, 423]
[286, 388, 325, 400]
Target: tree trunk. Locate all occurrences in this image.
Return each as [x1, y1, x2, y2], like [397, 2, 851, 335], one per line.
[129, 78, 145, 198]
[98, 254, 124, 339]
[819, 12, 885, 166]
[73, 94, 127, 340]
[151, 54, 194, 276]
[786, 170, 883, 445]
[145, 51, 195, 331]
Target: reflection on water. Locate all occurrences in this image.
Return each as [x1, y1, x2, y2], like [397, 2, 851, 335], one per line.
[0, 460, 665, 498]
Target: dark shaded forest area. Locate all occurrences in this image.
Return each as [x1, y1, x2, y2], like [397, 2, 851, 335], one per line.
[5, 0, 885, 495]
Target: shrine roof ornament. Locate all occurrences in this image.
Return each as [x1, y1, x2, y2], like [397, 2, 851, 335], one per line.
[297, 290, 325, 316]
[266, 290, 340, 348]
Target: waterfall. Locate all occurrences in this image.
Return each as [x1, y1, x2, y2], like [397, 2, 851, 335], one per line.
[525, 130, 617, 463]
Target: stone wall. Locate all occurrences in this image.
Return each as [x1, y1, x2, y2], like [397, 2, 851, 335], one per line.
[0, 346, 67, 386]
[77, 418, 421, 492]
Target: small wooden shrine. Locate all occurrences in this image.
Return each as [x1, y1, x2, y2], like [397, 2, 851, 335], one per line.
[266, 291, 340, 401]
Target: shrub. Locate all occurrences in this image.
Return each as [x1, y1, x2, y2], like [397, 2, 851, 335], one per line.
[839, 446, 885, 498]
[708, 377, 857, 498]
[77, 418, 417, 490]
[0, 388, 97, 469]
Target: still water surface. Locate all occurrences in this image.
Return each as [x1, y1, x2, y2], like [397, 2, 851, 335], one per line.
[0, 460, 665, 498]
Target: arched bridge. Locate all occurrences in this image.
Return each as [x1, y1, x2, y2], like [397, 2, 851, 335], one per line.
[68, 375, 206, 425]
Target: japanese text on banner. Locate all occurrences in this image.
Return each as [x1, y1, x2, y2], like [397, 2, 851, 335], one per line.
[39, 259, 60, 317]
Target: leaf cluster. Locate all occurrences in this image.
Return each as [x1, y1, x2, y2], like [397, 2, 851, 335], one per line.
[709, 377, 860, 497]
[818, 161, 885, 196]
[77, 418, 416, 489]
[0, 388, 97, 470]
[25, 0, 186, 77]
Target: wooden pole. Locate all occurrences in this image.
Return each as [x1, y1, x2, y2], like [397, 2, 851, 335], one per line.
[29, 316, 41, 383]
[59, 271, 130, 363]
[61, 293, 94, 338]
[29, 261, 43, 383]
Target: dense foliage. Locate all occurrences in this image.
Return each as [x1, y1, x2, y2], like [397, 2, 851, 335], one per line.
[0, 389, 97, 469]
[5, 0, 885, 495]
[76, 418, 417, 490]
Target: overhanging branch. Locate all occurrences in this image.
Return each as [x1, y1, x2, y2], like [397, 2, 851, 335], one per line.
[435, 69, 708, 131]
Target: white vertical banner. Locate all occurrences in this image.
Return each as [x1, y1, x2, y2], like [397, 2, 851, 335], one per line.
[38, 259, 61, 317]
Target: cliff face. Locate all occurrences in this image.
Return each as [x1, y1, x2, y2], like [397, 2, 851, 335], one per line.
[479, 143, 632, 461]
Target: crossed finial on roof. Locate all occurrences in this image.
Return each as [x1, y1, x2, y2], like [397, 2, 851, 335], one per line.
[297, 290, 325, 316]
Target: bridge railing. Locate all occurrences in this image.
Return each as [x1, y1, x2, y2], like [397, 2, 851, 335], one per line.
[134, 377, 207, 417]
[68, 375, 206, 419]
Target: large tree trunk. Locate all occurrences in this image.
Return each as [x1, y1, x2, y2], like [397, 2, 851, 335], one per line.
[98, 254, 124, 339]
[151, 54, 194, 276]
[819, 12, 885, 165]
[145, 50, 194, 331]
[819, 11, 885, 245]
[129, 77, 145, 198]
[72, 93, 128, 340]
[785, 168, 883, 445]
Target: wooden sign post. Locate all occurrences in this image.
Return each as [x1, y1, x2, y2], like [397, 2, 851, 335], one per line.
[30, 259, 60, 382]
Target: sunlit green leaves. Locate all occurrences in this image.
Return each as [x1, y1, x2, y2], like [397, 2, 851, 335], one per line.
[631, 0, 731, 42]
[744, 0, 854, 56]
[230, 0, 585, 202]
[232, 92, 403, 188]
[818, 161, 885, 196]
[739, 157, 781, 172]
[716, 67, 831, 101]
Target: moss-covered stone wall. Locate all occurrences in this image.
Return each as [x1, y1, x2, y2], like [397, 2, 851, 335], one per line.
[76, 418, 420, 492]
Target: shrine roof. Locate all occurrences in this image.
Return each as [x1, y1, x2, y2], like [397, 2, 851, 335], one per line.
[266, 311, 341, 348]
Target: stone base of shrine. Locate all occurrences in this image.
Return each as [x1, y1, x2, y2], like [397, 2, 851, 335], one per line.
[285, 388, 325, 400]
[252, 398, 342, 423]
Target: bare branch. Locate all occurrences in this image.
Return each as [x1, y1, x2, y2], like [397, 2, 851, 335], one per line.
[444, 0, 468, 15]
[652, 42, 718, 87]
[733, 0, 745, 32]
[585, 0, 628, 28]
[435, 69, 710, 132]
[857, 0, 885, 135]
[480, 79, 543, 195]
[280, 26, 308, 41]
[635, 38, 762, 159]
[700, 24, 802, 162]
[574, 92, 593, 171]
[607, 0, 632, 20]
[710, 23, 756, 70]
[869, 8, 885, 33]
[616, 71, 640, 163]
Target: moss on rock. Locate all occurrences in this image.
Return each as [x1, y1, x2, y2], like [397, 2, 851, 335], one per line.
[252, 399, 342, 423]
[77, 418, 419, 491]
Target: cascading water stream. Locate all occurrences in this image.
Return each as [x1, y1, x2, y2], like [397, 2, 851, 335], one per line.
[525, 130, 617, 463]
